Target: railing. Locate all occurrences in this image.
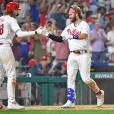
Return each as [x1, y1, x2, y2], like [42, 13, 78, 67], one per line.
[3, 72, 114, 105]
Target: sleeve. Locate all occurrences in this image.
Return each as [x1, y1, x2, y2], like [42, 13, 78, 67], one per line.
[48, 34, 63, 42]
[16, 29, 36, 37]
[61, 27, 69, 40]
[10, 18, 21, 32]
[9, 17, 36, 37]
[80, 21, 90, 34]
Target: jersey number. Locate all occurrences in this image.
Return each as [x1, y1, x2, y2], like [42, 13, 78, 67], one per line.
[0, 24, 4, 35]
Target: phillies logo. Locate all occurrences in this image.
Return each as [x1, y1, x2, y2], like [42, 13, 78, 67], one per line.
[67, 29, 81, 35]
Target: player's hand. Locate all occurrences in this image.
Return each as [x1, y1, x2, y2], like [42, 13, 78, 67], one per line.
[41, 27, 50, 36]
[35, 27, 50, 36]
[35, 26, 44, 34]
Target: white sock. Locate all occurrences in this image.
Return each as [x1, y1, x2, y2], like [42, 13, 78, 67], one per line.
[7, 78, 15, 103]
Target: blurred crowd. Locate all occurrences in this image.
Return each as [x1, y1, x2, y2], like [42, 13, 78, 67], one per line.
[1, 0, 114, 75]
[1, 0, 114, 105]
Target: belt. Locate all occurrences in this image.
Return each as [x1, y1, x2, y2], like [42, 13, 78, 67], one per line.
[70, 50, 87, 54]
[0, 43, 3, 45]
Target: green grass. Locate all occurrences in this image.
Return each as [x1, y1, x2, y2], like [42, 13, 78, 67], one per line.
[0, 110, 114, 114]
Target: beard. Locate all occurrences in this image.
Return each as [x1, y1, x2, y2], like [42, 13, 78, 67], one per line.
[11, 12, 19, 18]
[71, 16, 76, 23]
[16, 13, 19, 17]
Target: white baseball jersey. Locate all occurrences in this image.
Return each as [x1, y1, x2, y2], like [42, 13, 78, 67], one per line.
[61, 21, 92, 91]
[0, 15, 21, 44]
[61, 20, 90, 51]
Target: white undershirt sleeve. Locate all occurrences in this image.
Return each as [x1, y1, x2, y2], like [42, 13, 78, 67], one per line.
[16, 29, 36, 37]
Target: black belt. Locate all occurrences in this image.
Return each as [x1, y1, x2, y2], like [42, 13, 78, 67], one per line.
[70, 50, 87, 54]
[0, 43, 3, 45]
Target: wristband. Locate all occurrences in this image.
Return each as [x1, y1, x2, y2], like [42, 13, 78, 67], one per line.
[35, 31, 38, 35]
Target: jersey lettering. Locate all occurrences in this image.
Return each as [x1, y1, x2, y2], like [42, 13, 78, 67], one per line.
[0, 24, 4, 35]
[67, 29, 81, 36]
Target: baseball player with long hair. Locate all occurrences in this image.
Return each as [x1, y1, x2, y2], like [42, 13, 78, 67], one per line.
[41, 3, 104, 108]
[0, 1, 42, 109]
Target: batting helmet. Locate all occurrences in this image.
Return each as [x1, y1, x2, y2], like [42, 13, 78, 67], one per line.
[5, 2, 20, 12]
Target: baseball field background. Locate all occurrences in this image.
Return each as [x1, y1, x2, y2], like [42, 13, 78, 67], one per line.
[0, 105, 114, 114]
[0, 110, 114, 114]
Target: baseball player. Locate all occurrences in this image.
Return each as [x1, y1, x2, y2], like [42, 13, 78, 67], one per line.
[0, 2, 42, 109]
[42, 3, 104, 107]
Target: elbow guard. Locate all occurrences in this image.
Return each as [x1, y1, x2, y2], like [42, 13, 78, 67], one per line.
[48, 34, 63, 42]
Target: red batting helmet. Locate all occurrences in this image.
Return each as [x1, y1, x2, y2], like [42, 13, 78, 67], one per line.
[5, 2, 21, 12]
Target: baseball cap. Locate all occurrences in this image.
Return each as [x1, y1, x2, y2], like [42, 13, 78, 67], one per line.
[27, 59, 36, 67]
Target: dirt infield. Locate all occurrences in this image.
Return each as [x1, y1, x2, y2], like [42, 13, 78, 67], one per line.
[25, 105, 114, 110]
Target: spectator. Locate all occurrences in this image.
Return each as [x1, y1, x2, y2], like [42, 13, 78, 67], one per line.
[12, 36, 22, 66]
[89, 22, 107, 62]
[50, 3, 66, 30]
[36, 55, 51, 75]
[97, 7, 106, 28]
[0, 0, 4, 16]
[48, 30, 69, 75]
[39, 0, 48, 26]
[110, 0, 114, 9]
[17, 0, 30, 25]
[20, 23, 31, 65]
[46, 19, 57, 59]
[29, 0, 40, 24]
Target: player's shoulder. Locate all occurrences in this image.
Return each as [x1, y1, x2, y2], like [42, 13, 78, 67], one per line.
[80, 20, 88, 25]
[4, 15, 17, 23]
[80, 20, 89, 29]
[9, 15, 16, 21]
[0, 15, 11, 22]
[65, 23, 74, 29]
[1, 15, 15, 20]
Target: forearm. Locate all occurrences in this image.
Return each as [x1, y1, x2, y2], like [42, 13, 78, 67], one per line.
[78, 33, 88, 39]
[16, 30, 36, 37]
[48, 34, 63, 42]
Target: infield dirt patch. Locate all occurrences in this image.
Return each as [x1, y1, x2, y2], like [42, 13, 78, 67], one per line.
[25, 105, 114, 110]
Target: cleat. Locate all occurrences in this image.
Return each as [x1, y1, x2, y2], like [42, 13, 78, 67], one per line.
[62, 88, 76, 108]
[7, 101, 24, 110]
[96, 90, 104, 107]
[61, 100, 75, 108]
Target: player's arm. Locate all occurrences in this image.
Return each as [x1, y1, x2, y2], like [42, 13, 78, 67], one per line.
[17, 29, 64, 42]
[15, 28, 42, 37]
[78, 33, 88, 40]
[42, 27, 67, 42]
[10, 18, 43, 37]
[47, 34, 64, 42]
